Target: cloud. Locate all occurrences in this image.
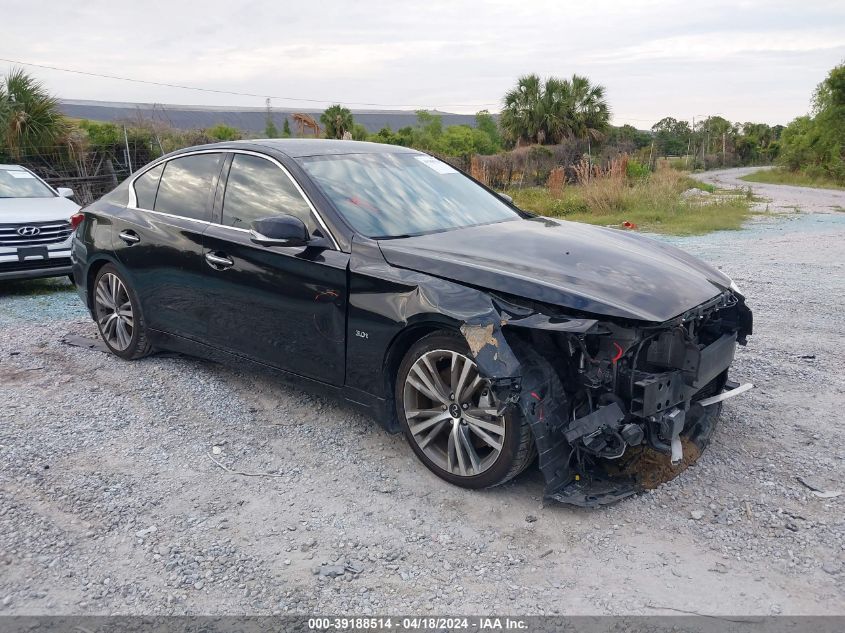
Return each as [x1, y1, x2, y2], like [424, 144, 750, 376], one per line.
[591, 30, 845, 64]
[2, 0, 844, 124]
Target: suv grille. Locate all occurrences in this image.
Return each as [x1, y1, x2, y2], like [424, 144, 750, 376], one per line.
[0, 221, 73, 247]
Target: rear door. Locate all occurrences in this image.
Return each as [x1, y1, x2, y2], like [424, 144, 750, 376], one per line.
[112, 151, 224, 340]
[200, 152, 349, 385]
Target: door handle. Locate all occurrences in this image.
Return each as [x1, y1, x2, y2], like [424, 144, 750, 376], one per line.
[205, 252, 234, 269]
[119, 230, 140, 245]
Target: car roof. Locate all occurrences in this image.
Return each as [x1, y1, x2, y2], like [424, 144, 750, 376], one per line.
[231, 139, 420, 158]
[0, 164, 28, 170]
[136, 140, 425, 178]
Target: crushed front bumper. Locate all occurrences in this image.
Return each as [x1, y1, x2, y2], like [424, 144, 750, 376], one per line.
[470, 292, 754, 508]
[544, 381, 751, 507]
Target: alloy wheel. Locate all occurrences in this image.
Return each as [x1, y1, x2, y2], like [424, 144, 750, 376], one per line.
[403, 349, 506, 477]
[94, 273, 134, 351]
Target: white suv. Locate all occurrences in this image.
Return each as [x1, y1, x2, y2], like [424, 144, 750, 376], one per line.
[0, 164, 81, 282]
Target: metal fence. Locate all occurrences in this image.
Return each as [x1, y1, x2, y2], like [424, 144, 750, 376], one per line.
[8, 137, 155, 205]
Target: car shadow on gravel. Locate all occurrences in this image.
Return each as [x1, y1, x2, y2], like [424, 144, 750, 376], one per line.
[0, 277, 75, 297]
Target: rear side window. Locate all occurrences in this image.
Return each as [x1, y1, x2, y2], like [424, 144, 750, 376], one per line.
[222, 154, 315, 232]
[154, 153, 222, 221]
[133, 163, 164, 209]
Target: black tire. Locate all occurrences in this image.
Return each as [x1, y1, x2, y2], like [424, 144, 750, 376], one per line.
[396, 330, 534, 489]
[92, 264, 152, 360]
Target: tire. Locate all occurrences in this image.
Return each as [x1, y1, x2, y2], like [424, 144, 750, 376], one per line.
[92, 264, 152, 360]
[395, 330, 534, 489]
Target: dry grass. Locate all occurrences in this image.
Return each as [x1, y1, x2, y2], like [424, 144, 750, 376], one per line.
[507, 167, 751, 235]
[546, 167, 566, 196]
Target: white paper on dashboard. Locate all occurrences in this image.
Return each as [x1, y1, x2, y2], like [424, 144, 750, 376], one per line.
[414, 155, 458, 174]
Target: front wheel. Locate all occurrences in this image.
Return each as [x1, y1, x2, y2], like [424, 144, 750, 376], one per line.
[396, 330, 534, 489]
[92, 264, 152, 360]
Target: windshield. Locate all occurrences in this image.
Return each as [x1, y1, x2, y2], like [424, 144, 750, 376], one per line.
[297, 152, 519, 238]
[0, 168, 55, 199]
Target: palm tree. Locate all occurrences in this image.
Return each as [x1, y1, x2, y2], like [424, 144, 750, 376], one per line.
[539, 77, 576, 144]
[320, 104, 354, 139]
[0, 68, 67, 160]
[500, 74, 543, 145]
[499, 73, 609, 146]
[568, 74, 610, 143]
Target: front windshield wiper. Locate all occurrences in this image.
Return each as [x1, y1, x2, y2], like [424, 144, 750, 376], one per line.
[370, 234, 414, 240]
[370, 217, 521, 241]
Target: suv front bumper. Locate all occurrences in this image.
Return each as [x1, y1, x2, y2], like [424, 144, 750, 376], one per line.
[0, 245, 73, 281]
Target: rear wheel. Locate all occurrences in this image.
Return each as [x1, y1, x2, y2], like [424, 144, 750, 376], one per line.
[92, 264, 151, 360]
[396, 330, 534, 489]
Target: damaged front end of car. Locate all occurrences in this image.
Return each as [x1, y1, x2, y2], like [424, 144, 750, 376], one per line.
[459, 290, 753, 507]
[349, 234, 753, 507]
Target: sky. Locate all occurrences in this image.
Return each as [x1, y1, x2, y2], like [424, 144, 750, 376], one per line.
[3, 0, 845, 128]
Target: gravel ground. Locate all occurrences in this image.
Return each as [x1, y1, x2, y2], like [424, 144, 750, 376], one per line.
[1, 168, 843, 616]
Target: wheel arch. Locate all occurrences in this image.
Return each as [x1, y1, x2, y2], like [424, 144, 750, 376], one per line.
[381, 319, 460, 433]
[84, 255, 123, 312]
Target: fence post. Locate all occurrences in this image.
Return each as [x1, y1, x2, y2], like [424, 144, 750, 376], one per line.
[104, 158, 118, 188]
[123, 125, 133, 173]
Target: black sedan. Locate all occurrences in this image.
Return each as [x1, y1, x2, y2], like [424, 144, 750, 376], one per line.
[71, 140, 753, 506]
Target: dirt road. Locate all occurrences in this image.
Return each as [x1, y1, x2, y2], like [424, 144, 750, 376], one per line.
[1, 170, 843, 616]
[696, 166, 845, 214]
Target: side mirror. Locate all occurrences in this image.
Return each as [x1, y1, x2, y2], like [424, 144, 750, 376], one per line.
[498, 192, 513, 204]
[250, 215, 309, 247]
[57, 187, 74, 199]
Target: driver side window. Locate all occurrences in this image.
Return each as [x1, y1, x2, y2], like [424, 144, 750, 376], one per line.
[222, 154, 316, 233]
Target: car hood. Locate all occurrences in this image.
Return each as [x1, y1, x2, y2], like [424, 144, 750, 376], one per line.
[0, 196, 79, 222]
[377, 217, 732, 323]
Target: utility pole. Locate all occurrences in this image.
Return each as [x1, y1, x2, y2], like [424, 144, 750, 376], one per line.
[264, 98, 278, 138]
[688, 115, 694, 167]
[722, 132, 726, 166]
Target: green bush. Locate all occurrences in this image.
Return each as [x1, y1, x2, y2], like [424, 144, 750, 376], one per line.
[626, 159, 650, 181]
[351, 123, 369, 141]
[206, 124, 242, 141]
[553, 196, 589, 215]
[365, 111, 502, 157]
[78, 120, 122, 148]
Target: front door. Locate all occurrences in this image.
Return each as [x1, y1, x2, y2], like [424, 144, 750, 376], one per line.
[201, 152, 348, 385]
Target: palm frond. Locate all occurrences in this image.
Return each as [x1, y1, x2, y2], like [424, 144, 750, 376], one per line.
[1, 67, 66, 159]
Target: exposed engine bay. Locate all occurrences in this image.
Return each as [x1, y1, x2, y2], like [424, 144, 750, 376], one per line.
[468, 289, 754, 507]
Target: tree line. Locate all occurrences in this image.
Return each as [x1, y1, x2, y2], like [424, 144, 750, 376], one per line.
[2, 63, 841, 203]
[777, 62, 844, 183]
